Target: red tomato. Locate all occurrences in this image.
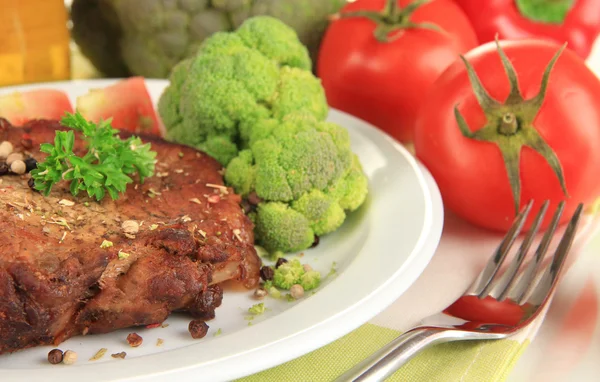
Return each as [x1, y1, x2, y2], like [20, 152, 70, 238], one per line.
[445, 296, 526, 327]
[76, 77, 163, 136]
[0, 89, 73, 126]
[453, 0, 600, 60]
[414, 39, 600, 232]
[318, 0, 478, 143]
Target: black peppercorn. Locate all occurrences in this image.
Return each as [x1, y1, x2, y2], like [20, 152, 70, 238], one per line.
[275, 257, 288, 269]
[28, 177, 37, 191]
[47, 349, 63, 364]
[24, 157, 37, 172]
[188, 319, 209, 339]
[311, 235, 320, 248]
[260, 266, 274, 281]
[0, 162, 8, 176]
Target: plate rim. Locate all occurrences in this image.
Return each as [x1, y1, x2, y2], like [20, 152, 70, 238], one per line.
[0, 79, 444, 381]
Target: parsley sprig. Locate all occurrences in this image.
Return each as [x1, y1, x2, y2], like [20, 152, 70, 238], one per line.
[31, 112, 157, 201]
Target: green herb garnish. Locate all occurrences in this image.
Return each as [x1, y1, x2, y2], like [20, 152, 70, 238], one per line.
[31, 112, 157, 201]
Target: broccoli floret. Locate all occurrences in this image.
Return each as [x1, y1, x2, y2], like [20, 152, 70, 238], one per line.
[254, 202, 314, 253]
[248, 302, 267, 315]
[159, 17, 326, 165]
[300, 270, 321, 291]
[291, 190, 346, 236]
[272, 259, 321, 291]
[226, 113, 368, 252]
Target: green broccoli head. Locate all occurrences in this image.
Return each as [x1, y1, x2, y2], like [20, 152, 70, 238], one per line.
[159, 17, 327, 165]
[226, 113, 369, 253]
[254, 202, 314, 253]
[71, 0, 346, 78]
[249, 113, 352, 201]
[271, 259, 321, 291]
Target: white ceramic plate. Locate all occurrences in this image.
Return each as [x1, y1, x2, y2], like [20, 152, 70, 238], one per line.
[0, 80, 443, 381]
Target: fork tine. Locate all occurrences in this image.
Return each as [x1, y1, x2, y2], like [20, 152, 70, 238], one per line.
[466, 201, 533, 297]
[493, 201, 550, 301]
[519, 203, 583, 306]
[506, 201, 565, 303]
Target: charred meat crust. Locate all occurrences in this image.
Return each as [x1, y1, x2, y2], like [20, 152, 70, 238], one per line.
[0, 119, 260, 354]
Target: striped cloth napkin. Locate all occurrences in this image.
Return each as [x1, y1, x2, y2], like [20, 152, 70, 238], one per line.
[238, 211, 600, 382]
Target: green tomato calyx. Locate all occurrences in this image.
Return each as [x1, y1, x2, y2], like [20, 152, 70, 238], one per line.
[454, 39, 569, 214]
[333, 0, 443, 43]
[515, 0, 575, 25]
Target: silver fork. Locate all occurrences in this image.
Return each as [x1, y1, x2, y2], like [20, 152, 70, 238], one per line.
[335, 200, 584, 382]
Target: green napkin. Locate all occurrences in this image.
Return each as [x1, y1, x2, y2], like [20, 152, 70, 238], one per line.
[237, 323, 528, 382]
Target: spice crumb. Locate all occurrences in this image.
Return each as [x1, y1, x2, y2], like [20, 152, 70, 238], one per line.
[111, 352, 127, 359]
[233, 228, 242, 242]
[100, 240, 113, 249]
[58, 199, 75, 206]
[156, 338, 164, 347]
[127, 332, 143, 347]
[89, 348, 107, 361]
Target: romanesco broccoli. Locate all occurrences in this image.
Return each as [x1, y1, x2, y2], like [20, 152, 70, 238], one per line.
[71, 0, 346, 78]
[227, 113, 368, 252]
[158, 16, 369, 253]
[158, 16, 327, 165]
[272, 259, 321, 291]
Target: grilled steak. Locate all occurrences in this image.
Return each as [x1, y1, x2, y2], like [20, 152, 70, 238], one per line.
[0, 118, 260, 354]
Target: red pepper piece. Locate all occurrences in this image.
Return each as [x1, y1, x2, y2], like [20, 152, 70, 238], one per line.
[454, 0, 600, 59]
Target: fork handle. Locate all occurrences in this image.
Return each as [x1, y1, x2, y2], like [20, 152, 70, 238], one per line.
[334, 327, 457, 382]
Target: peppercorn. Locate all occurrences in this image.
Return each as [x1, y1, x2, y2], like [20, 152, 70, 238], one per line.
[28, 177, 37, 191]
[260, 266, 274, 281]
[6, 152, 23, 165]
[290, 284, 305, 299]
[126, 332, 143, 347]
[62, 350, 78, 365]
[10, 160, 26, 175]
[254, 288, 268, 299]
[24, 157, 37, 172]
[275, 257, 288, 269]
[188, 319, 209, 339]
[311, 235, 320, 248]
[0, 162, 8, 176]
[47, 349, 63, 364]
[0, 141, 13, 159]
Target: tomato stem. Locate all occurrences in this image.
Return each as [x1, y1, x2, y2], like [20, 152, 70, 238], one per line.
[334, 0, 443, 43]
[499, 113, 519, 135]
[454, 39, 569, 214]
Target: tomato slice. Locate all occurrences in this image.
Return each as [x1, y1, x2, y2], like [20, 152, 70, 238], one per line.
[0, 89, 73, 126]
[444, 295, 526, 327]
[76, 77, 163, 136]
